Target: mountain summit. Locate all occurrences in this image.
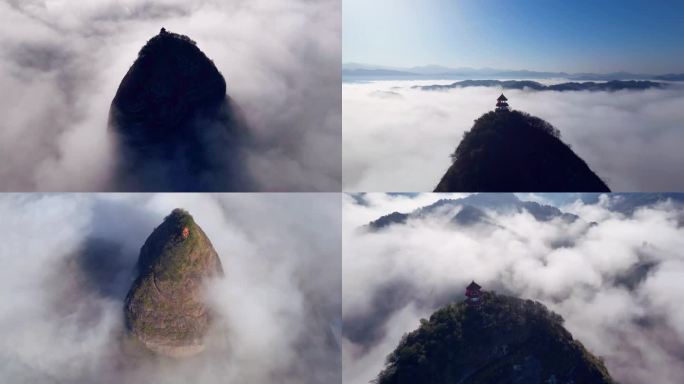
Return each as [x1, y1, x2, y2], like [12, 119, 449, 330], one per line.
[377, 290, 614, 384]
[108, 28, 252, 191]
[124, 209, 224, 357]
[434, 108, 610, 192]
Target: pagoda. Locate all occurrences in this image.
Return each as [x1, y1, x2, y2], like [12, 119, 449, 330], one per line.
[465, 281, 482, 305]
[496, 93, 510, 111]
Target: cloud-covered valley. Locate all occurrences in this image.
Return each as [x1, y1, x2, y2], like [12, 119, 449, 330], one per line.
[343, 81, 684, 191]
[0, 193, 341, 383]
[343, 193, 684, 384]
[0, 0, 340, 191]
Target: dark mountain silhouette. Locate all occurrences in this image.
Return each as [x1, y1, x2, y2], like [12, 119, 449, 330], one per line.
[376, 291, 614, 384]
[434, 111, 610, 192]
[367, 211, 410, 230]
[108, 28, 253, 191]
[366, 193, 578, 231]
[125, 209, 224, 357]
[654, 73, 684, 81]
[614, 259, 659, 291]
[417, 79, 665, 92]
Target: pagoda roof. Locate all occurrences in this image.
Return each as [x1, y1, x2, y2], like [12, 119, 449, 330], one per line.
[497, 93, 508, 101]
[467, 281, 481, 290]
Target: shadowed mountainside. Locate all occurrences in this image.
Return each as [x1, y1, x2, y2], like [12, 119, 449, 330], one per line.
[108, 28, 253, 191]
[124, 208, 224, 357]
[377, 292, 614, 384]
[434, 111, 610, 192]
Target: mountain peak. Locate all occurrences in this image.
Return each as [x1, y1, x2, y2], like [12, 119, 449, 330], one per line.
[125, 209, 224, 357]
[107, 29, 253, 191]
[109, 29, 226, 143]
[377, 291, 614, 384]
[434, 110, 610, 192]
[134, 27, 206, 66]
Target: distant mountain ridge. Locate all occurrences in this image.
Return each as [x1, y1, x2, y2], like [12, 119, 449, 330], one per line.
[362, 193, 682, 232]
[343, 69, 420, 77]
[343, 63, 684, 81]
[365, 193, 578, 231]
[575, 193, 684, 215]
[416, 79, 665, 92]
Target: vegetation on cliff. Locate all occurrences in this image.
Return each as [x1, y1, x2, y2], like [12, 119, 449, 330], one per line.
[377, 292, 614, 384]
[435, 111, 610, 192]
[124, 209, 223, 357]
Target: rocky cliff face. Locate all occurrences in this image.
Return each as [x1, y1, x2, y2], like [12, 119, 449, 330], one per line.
[377, 292, 614, 384]
[109, 28, 252, 191]
[434, 110, 610, 192]
[124, 209, 223, 357]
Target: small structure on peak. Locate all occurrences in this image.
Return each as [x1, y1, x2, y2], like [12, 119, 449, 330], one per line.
[160, 27, 167, 34]
[496, 93, 510, 112]
[465, 281, 482, 305]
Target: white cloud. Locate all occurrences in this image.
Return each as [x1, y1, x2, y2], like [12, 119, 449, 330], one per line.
[0, 0, 340, 191]
[0, 193, 340, 383]
[342, 81, 684, 191]
[343, 193, 684, 384]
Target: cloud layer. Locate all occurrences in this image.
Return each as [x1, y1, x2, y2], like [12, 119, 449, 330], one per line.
[343, 81, 684, 191]
[343, 193, 684, 384]
[0, 193, 341, 383]
[0, 0, 340, 191]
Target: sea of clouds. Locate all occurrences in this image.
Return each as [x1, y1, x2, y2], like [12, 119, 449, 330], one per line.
[343, 80, 684, 191]
[0, 0, 340, 191]
[0, 193, 341, 383]
[343, 193, 684, 384]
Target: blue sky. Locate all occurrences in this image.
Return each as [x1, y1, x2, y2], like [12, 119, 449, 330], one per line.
[343, 0, 684, 74]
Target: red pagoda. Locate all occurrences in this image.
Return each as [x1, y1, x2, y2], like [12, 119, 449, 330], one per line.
[496, 93, 509, 111]
[465, 281, 482, 305]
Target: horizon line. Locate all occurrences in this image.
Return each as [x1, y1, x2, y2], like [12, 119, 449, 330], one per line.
[342, 62, 684, 76]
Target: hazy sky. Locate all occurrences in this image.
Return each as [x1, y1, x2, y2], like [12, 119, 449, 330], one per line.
[343, 0, 684, 73]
